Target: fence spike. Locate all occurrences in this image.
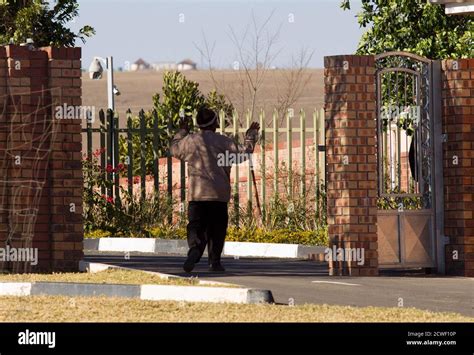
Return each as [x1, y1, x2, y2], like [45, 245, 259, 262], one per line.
[126, 109, 133, 197]
[260, 109, 266, 219]
[300, 109, 306, 199]
[139, 109, 146, 201]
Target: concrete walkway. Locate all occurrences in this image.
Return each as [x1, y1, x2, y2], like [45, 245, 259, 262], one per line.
[85, 252, 474, 317]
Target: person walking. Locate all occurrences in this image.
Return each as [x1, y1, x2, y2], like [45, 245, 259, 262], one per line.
[170, 107, 260, 272]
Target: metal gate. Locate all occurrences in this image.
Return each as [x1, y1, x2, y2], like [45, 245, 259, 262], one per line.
[375, 52, 444, 272]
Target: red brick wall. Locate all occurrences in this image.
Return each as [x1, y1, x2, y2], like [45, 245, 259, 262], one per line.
[0, 45, 83, 273]
[324, 55, 378, 276]
[442, 59, 474, 277]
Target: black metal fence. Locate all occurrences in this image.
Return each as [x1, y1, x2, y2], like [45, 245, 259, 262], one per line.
[83, 108, 186, 207]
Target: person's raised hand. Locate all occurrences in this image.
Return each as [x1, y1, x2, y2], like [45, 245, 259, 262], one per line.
[246, 122, 260, 135]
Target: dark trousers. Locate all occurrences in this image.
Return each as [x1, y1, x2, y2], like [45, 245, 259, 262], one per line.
[187, 201, 228, 264]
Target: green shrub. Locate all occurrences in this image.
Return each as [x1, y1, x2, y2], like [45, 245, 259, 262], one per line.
[85, 229, 112, 239]
[118, 71, 233, 175]
[225, 227, 328, 246]
[146, 226, 187, 240]
[83, 151, 182, 236]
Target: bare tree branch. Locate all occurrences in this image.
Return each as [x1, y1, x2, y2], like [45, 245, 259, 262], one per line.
[195, 10, 315, 129]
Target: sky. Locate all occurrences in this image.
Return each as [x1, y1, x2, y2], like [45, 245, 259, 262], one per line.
[71, 0, 365, 70]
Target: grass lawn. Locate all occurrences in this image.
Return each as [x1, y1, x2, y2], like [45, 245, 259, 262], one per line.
[0, 296, 471, 322]
[0, 268, 205, 287]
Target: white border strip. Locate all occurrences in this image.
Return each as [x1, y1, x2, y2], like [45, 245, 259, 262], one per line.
[140, 285, 250, 304]
[84, 238, 326, 259]
[0, 282, 32, 296]
[312, 281, 361, 286]
[0, 281, 272, 304]
[98, 238, 156, 253]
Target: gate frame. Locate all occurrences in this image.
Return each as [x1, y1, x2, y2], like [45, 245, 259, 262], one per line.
[432, 60, 445, 274]
[374, 51, 445, 273]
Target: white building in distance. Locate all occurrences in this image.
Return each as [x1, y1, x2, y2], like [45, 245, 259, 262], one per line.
[151, 62, 178, 71]
[429, 0, 474, 15]
[177, 59, 197, 71]
[130, 58, 198, 72]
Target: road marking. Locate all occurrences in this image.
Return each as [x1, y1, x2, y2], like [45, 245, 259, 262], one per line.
[311, 281, 361, 286]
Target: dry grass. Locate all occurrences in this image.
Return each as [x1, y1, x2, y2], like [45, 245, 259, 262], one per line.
[82, 69, 325, 116]
[0, 296, 471, 322]
[0, 268, 204, 287]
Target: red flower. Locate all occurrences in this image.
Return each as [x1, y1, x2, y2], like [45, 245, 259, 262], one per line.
[106, 164, 114, 173]
[116, 163, 124, 172]
[93, 148, 106, 158]
[133, 176, 140, 184]
[101, 194, 114, 204]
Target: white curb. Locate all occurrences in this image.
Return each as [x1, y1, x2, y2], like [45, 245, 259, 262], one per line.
[97, 238, 156, 253]
[0, 282, 32, 296]
[224, 242, 300, 258]
[78, 260, 114, 273]
[0, 262, 273, 304]
[140, 285, 250, 304]
[0, 282, 273, 304]
[84, 238, 326, 259]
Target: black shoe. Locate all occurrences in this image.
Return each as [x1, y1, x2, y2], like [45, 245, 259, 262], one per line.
[208, 262, 226, 273]
[183, 250, 200, 273]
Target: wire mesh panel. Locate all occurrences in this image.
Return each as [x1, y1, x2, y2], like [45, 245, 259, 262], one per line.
[0, 108, 56, 273]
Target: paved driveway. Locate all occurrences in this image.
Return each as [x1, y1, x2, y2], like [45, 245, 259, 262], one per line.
[85, 252, 474, 317]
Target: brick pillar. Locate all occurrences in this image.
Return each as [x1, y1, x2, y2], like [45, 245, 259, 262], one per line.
[46, 48, 84, 271]
[324, 55, 378, 276]
[0, 47, 7, 250]
[442, 59, 474, 277]
[0, 45, 83, 273]
[1, 45, 47, 271]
